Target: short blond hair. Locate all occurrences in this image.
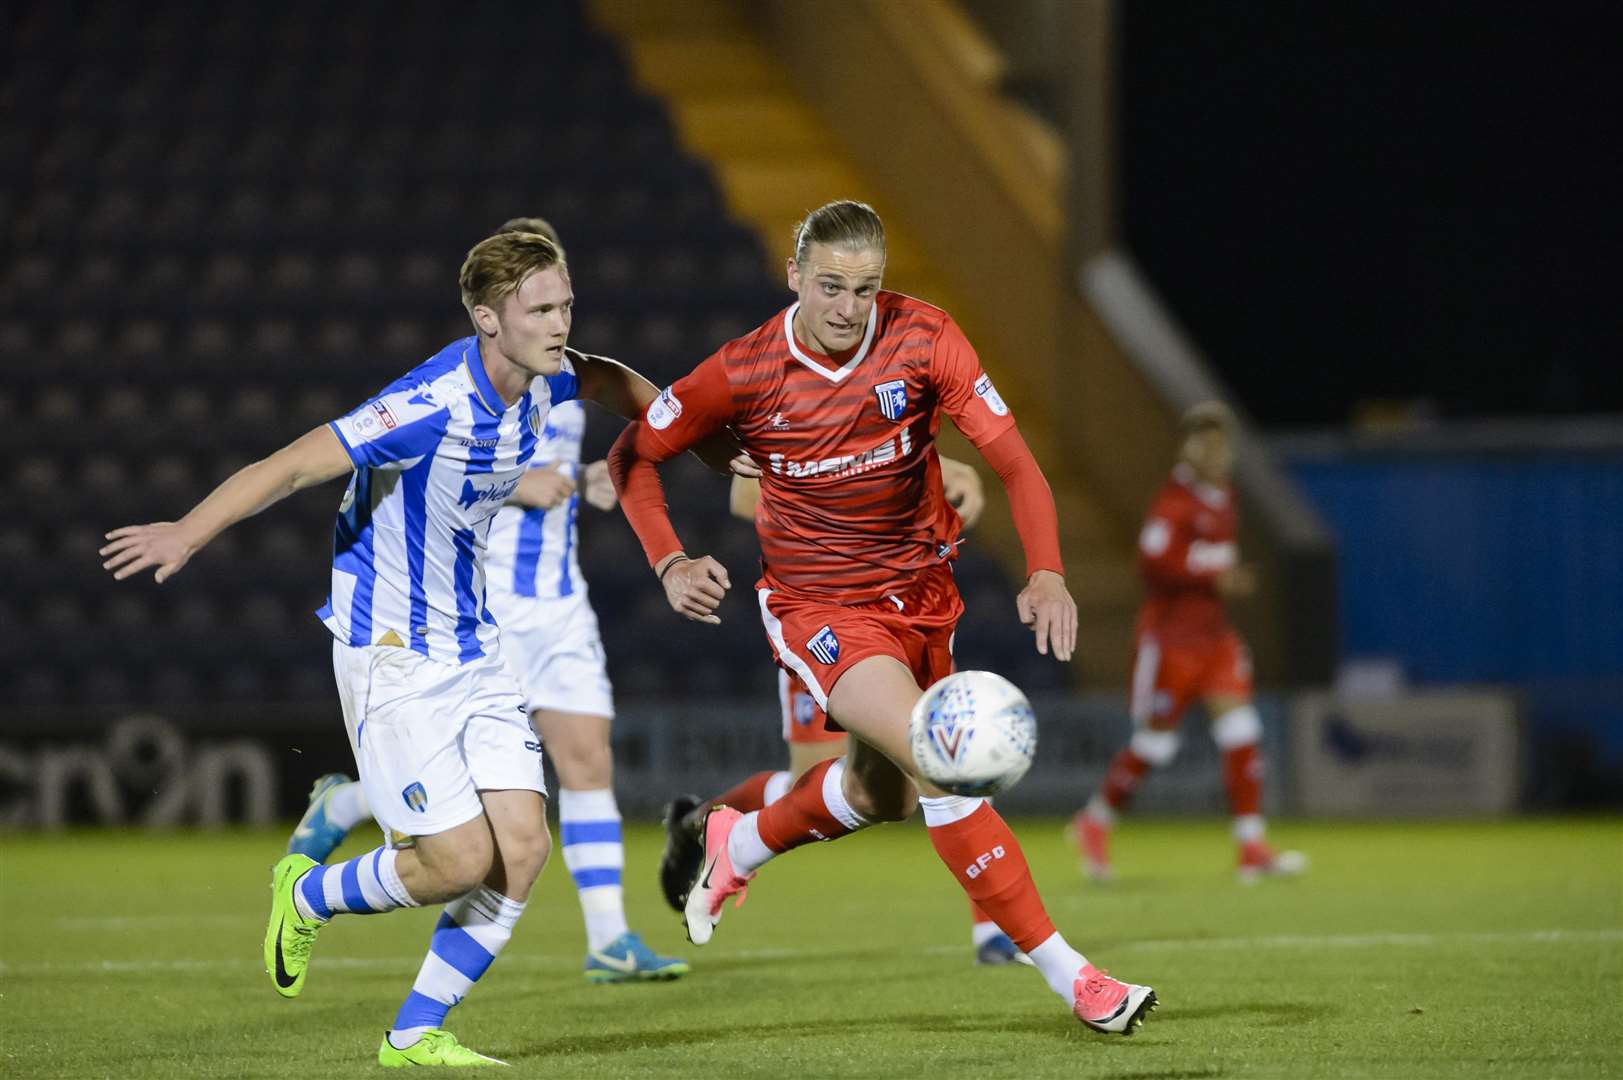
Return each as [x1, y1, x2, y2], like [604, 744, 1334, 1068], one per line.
[459, 231, 565, 317]
[495, 216, 563, 256]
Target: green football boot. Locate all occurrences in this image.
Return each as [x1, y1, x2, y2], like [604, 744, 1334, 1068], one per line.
[263, 853, 323, 998]
[378, 1029, 508, 1067]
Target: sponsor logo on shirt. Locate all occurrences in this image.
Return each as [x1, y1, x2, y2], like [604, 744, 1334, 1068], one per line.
[647, 387, 682, 430]
[458, 475, 521, 511]
[768, 411, 791, 431]
[372, 401, 399, 429]
[873, 378, 908, 422]
[767, 424, 915, 479]
[973, 373, 1008, 416]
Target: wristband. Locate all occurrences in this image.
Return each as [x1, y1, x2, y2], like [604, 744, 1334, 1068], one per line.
[657, 554, 690, 582]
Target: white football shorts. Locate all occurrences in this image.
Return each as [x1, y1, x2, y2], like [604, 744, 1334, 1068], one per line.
[332, 640, 547, 840]
[494, 591, 615, 719]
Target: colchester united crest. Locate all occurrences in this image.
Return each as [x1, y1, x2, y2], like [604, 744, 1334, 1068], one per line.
[873, 379, 907, 422]
[401, 781, 429, 813]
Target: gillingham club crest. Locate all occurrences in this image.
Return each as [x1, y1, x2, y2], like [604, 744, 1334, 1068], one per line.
[807, 625, 841, 665]
[873, 379, 908, 422]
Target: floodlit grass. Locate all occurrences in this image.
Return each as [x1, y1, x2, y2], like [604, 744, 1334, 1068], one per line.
[2, 818, 1619, 1077]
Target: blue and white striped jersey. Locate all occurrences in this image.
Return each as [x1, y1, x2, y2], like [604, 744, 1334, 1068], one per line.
[484, 399, 587, 602]
[316, 336, 578, 665]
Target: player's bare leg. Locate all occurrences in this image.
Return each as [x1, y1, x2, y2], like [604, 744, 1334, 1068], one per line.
[686, 656, 1155, 1033]
[537, 708, 687, 980]
[1206, 693, 1306, 881]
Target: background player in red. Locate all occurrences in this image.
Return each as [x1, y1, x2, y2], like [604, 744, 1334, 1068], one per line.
[658, 461, 1036, 966]
[1072, 403, 1307, 882]
[609, 200, 1156, 1034]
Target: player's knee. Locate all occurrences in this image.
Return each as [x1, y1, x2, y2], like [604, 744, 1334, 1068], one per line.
[1211, 704, 1262, 749]
[427, 834, 495, 897]
[555, 744, 613, 790]
[1130, 728, 1181, 767]
[844, 774, 918, 822]
[501, 824, 552, 886]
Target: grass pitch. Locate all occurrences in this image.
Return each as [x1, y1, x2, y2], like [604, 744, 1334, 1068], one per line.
[2, 818, 1619, 1078]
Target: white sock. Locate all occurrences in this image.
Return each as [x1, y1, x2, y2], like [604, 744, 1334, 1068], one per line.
[726, 811, 776, 875]
[389, 885, 525, 1048]
[971, 921, 1003, 947]
[1233, 813, 1266, 843]
[558, 788, 629, 951]
[1084, 794, 1116, 826]
[1029, 932, 1089, 1002]
[292, 846, 418, 921]
[762, 770, 793, 805]
[324, 781, 371, 832]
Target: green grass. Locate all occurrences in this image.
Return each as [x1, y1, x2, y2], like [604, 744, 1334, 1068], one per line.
[2, 818, 1620, 1078]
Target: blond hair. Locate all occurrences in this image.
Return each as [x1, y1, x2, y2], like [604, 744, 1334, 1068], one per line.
[458, 231, 565, 317]
[495, 215, 564, 256]
[791, 200, 886, 265]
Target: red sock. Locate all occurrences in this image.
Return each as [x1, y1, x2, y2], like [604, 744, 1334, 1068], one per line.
[1100, 747, 1151, 810]
[927, 803, 1056, 953]
[969, 899, 992, 926]
[1222, 743, 1263, 817]
[710, 770, 778, 815]
[755, 759, 857, 853]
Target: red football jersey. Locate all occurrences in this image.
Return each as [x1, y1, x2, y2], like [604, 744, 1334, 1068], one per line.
[1135, 463, 1239, 641]
[639, 291, 1018, 602]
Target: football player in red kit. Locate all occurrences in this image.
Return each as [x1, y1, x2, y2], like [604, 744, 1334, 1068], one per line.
[1073, 403, 1306, 883]
[658, 461, 1035, 967]
[609, 200, 1155, 1034]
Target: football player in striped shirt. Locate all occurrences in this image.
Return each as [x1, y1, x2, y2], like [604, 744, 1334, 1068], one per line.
[284, 218, 687, 987]
[104, 230, 676, 1065]
[610, 200, 1156, 1035]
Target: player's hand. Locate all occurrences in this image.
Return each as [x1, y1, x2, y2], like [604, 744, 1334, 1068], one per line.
[1216, 564, 1258, 599]
[512, 464, 575, 510]
[1016, 569, 1077, 662]
[100, 522, 202, 584]
[729, 452, 763, 479]
[582, 459, 617, 511]
[940, 459, 986, 530]
[660, 554, 731, 624]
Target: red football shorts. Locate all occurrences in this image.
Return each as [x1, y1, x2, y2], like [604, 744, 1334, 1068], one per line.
[777, 669, 845, 744]
[1130, 628, 1253, 730]
[757, 563, 963, 722]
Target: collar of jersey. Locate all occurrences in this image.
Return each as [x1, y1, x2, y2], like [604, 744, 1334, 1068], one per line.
[1172, 461, 1229, 508]
[782, 302, 878, 383]
[462, 338, 507, 417]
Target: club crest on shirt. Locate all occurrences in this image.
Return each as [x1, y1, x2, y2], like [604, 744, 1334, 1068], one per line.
[806, 625, 840, 665]
[527, 404, 544, 438]
[873, 379, 908, 422]
[648, 387, 682, 430]
[401, 781, 428, 813]
[973, 374, 1008, 416]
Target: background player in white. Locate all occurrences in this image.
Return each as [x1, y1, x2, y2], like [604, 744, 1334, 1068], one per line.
[102, 231, 672, 1066]
[285, 218, 687, 983]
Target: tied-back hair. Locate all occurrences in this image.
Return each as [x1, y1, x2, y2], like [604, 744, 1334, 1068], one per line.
[1180, 400, 1237, 437]
[792, 200, 886, 265]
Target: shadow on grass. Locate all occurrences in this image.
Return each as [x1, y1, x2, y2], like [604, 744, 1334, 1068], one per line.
[1153, 1001, 1333, 1025]
[490, 1009, 1117, 1059]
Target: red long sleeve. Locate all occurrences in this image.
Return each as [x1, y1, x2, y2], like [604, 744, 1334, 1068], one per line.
[607, 420, 686, 567]
[979, 427, 1064, 580]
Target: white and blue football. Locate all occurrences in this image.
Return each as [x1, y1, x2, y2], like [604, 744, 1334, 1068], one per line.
[908, 671, 1037, 797]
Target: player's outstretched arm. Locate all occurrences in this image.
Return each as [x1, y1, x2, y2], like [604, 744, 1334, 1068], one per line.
[570, 347, 740, 474]
[101, 425, 353, 584]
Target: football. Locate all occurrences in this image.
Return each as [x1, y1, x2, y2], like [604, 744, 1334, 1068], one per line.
[908, 671, 1038, 796]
